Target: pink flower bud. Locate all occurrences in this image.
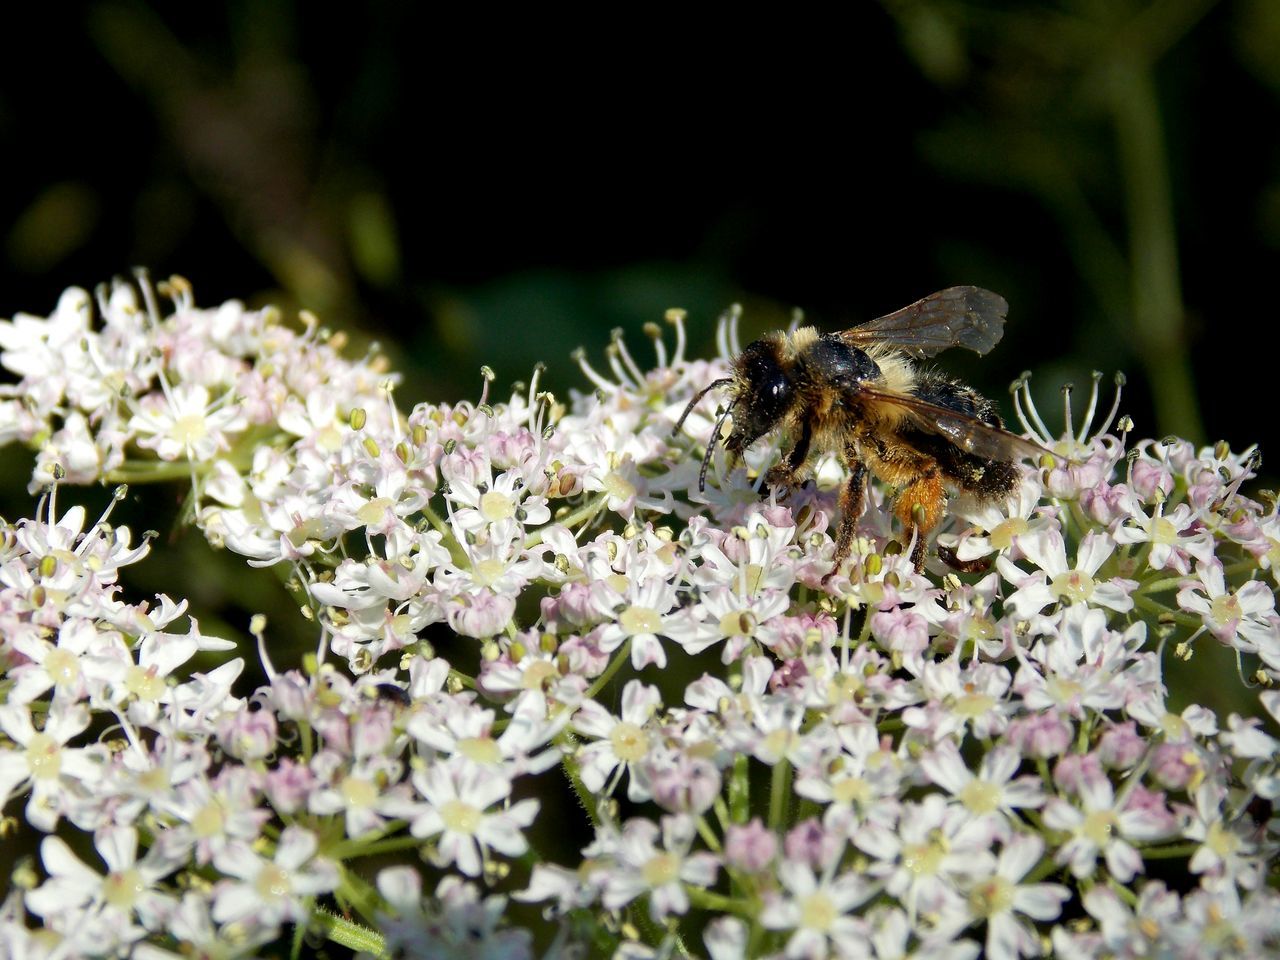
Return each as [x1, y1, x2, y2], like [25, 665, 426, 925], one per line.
[724, 818, 777, 873]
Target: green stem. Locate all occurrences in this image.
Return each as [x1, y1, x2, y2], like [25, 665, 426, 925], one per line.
[447, 668, 477, 691]
[555, 729, 601, 823]
[1139, 575, 1190, 595]
[729, 752, 750, 825]
[1139, 842, 1198, 860]
[313, 908, 386, 957]
[686, 887, 753, 915]
[328, 829, 416, 860]
[768, 759, 792, 833]
[1134, 594, 1201, 628]
[332, 864, 383, 931]
[299, 720, 314, 764]
[583, 640, 632, 702]
[420, 503, 468, 568]
[695, 815, 722, 853]
[105, 461, 205, 484]
[1024, 855, 1064, 885]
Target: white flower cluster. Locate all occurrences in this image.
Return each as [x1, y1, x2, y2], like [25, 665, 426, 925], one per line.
[1, 277, 1278, 959]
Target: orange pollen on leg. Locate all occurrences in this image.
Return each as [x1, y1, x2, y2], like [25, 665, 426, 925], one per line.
[894, 476, 946, 534]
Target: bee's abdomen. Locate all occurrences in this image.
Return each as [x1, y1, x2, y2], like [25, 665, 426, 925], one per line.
[912, 371, 1002, 427]
[906, 371, 1018, 499]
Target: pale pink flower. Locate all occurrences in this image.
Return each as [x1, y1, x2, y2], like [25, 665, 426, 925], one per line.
[212, 826, 339, 929]
[1042, 770, 1174, 882]
[129, 382, 247, 462]
[27, 826, 181, 948]
[406, 693, 563, 778]
[794, 721, 903, 812]
[573, 679, 662, 801]
[1112, 497, 1214, 574]
[597, 815, 720, 921]
[375, 869, 534, 960]
[0, 702, 108, 831]
[960, 834, 1070, 960]
[999, 528, 1135, 617]
[401, 760, 538, 877]
[856, 794, 996, 921]
[920, 741, 1045, 832]
[759, 860, 874, 960]
[678, 583, 792, 661]
[445, 466, 550, 535]
[941, 473, 1048, 567]
[903, 660, 1014, 741]
[723, 818, 778, 873]
[308, 755, 415, 838]
[1013, 606, 1148, 719]
[592, 573, 684, 670]
[1177, 559, 1279, 654]
[1183, 781, 1261, 890]
[152, 767, 269, 865]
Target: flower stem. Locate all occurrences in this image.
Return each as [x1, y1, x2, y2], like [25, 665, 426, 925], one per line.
[729, 752, 750, 824]
[583, 640, 632, 702]
[313, 907, 386, 956]
[686, 887, 752, 915]
[420, 502, 468, 568]
[768, 758, 792, 833]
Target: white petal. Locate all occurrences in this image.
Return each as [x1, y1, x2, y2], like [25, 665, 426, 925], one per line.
[41, 835, 97, 885]
[1013, 882, 1070, 921]
[96, 825, 139, 872]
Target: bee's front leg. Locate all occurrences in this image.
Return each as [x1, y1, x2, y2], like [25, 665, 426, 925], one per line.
[762, 420, 813, 499]
[825, 454, 867, 581]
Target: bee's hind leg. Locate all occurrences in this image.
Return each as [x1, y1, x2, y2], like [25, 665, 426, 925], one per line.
[892, 472, 946, 574]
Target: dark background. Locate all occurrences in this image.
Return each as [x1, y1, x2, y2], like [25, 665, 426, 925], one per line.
[3, 2, 1278, 455]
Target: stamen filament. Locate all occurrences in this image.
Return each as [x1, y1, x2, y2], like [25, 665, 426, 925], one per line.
[604, 345, 633, 389]
[1092, 372, 1126, 439]
[644, 322, 668, 370]
[571, 349, 618, 393]
[1061, 383, 1074, 449]
[1076, 371, 1104, 445]
[664, 308, 687, 365]
[611, 329, 646, 386]
[1020, 377, 1054, 445]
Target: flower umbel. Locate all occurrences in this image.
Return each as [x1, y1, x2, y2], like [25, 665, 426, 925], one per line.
[1, 277, 1279, 958]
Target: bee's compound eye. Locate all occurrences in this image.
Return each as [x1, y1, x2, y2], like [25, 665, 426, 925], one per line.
[731, 340, 792, 447]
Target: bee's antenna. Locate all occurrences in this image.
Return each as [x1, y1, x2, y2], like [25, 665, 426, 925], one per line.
[672, 378, 733, 436]
[699, 406, 733, 492]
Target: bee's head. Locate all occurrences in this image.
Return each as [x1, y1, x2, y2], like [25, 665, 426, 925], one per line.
[725, 336, 793, 457]
[671, 334, 794, 492]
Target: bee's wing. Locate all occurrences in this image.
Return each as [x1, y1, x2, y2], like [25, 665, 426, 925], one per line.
[841, 287, 1009, 359]
[857, 383, 1048, 461]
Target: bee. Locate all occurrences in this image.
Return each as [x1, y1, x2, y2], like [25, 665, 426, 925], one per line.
[673, 287, 1045, 575]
